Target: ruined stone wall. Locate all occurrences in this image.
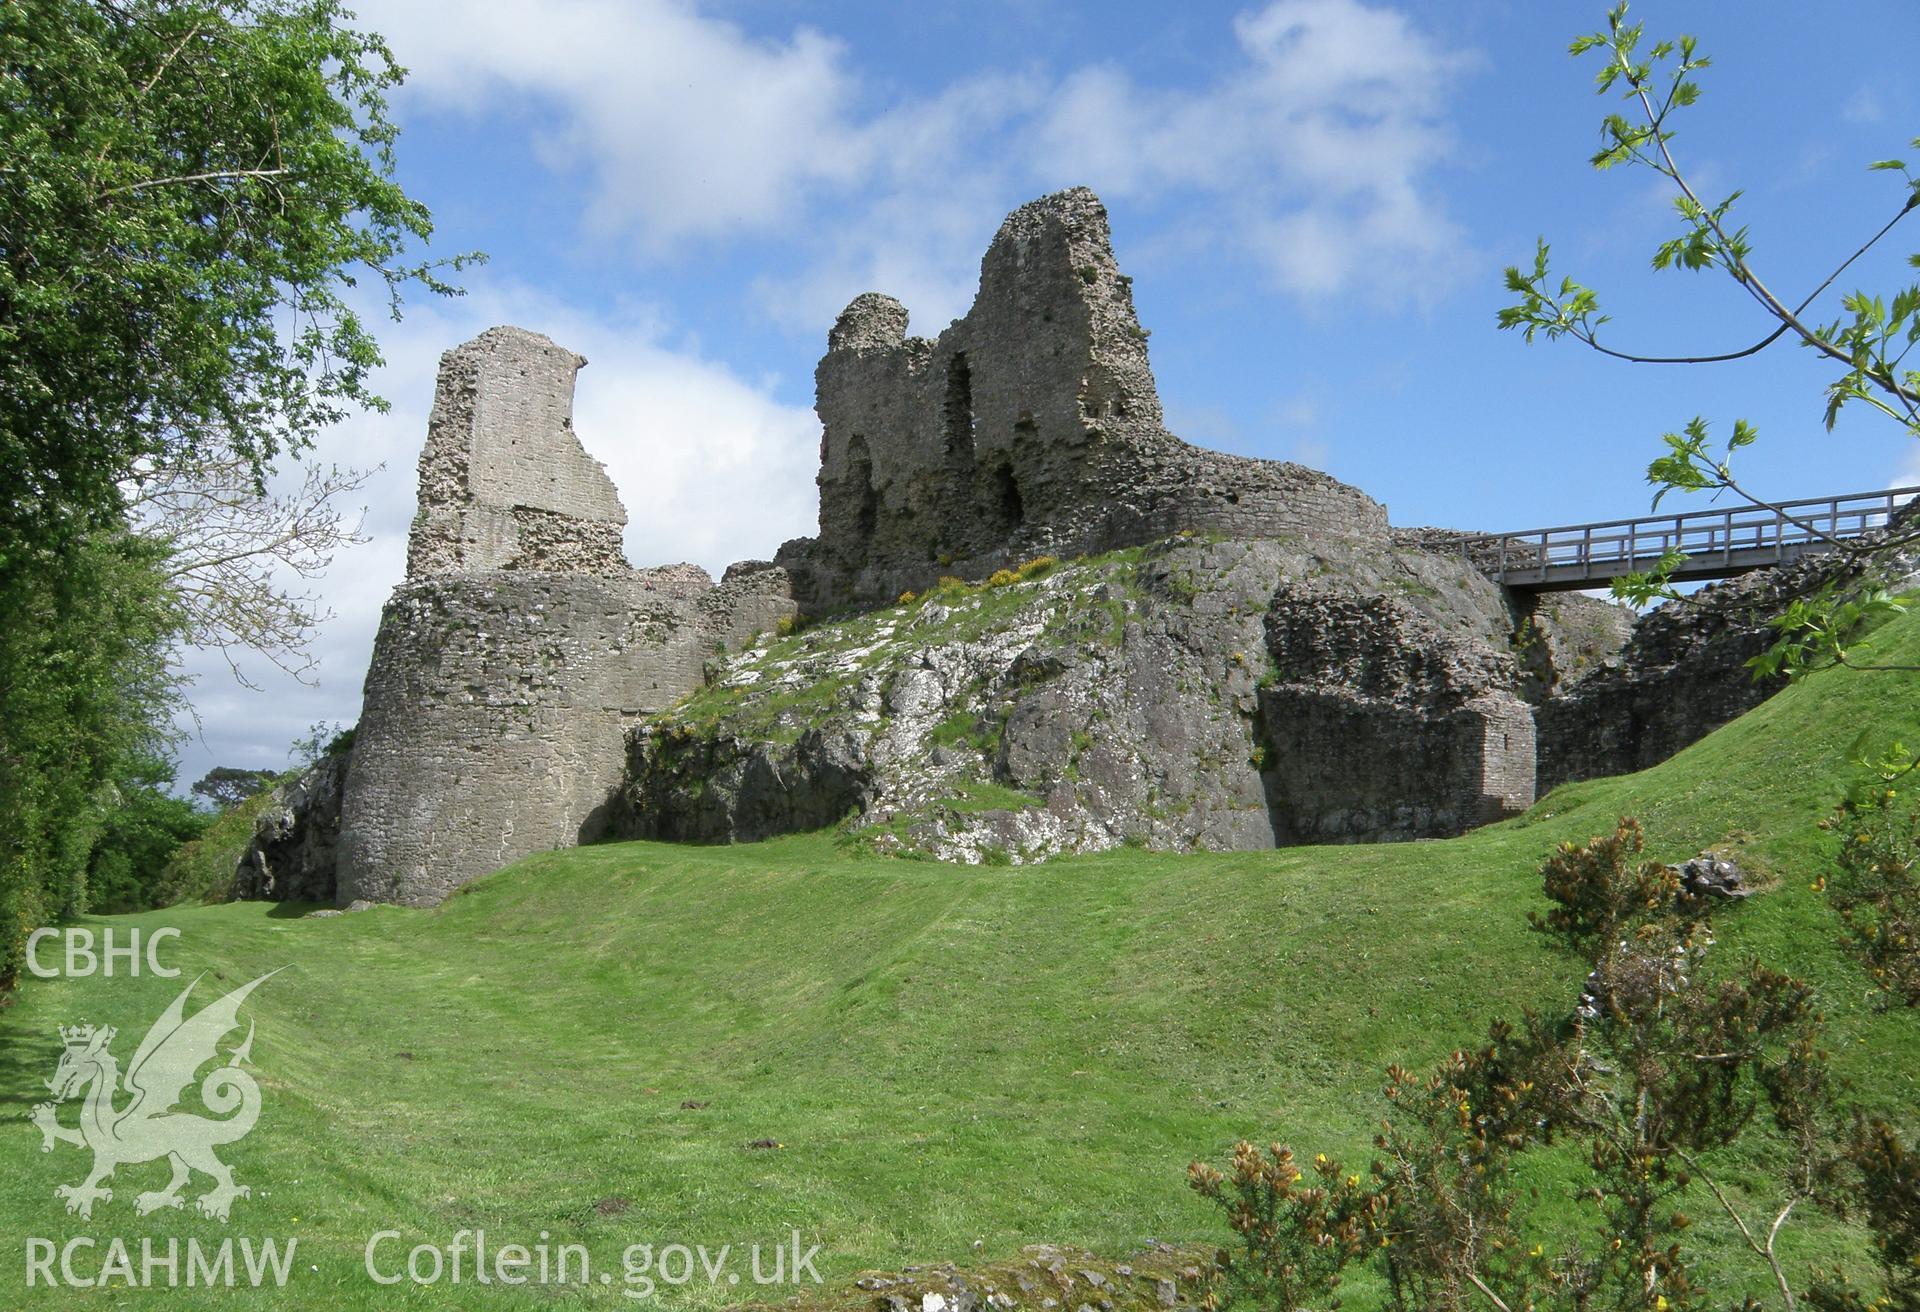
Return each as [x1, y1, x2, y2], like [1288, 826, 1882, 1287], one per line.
[1535, 525, 1920, 793]
[1534, 566, 1804, 792]
[407, 327, 629, 579]
[1258, 587, 1536, 841]
[300, 187, 1908, 896]
[328, 328, 797, 906]
[779, 188, 1388, 610]
[337, 566, 778, 905]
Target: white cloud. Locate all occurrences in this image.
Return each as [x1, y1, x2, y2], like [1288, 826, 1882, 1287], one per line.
[366, 0, 871, 248]
[169, 0, 1481, 780]
[1843, 88, 1884, 125]
[168, 277, 818, 784]
[363, 0, 1477, 315]
[1894, 443, 1920, 495]
[1037, 0, 1476, 303]
[749, 69, 1050, 335]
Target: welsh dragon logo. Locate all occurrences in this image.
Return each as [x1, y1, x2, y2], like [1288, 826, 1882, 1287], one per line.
[29, 970, 280, 1222]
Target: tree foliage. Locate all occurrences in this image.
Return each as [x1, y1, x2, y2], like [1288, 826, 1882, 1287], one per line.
[190, 765, 279, 810]
[0, 0, 469, 562]
[1496, 3, 1920, 684]
[131, 450, 377, 684]
[0, 0, 465, 985]
[85, 755, 210, 913]
[0, 531, 183, 985]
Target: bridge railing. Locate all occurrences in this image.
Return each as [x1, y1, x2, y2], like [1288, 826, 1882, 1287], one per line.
[1460, 487, 1920, 588]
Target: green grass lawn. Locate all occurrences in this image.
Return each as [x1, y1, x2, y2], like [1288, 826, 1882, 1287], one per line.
[4, 612, 1919, 1309]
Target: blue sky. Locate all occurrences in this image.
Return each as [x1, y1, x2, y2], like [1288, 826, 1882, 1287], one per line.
[172, 0, 1920, 783]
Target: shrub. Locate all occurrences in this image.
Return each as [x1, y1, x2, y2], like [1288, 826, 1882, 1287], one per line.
[86, 758, 212, 914]
[1529, 816, 1681, 956]
[1188, 1144, 1377, 1312]
[1821, 783, 1920, 1006]
[1194, 816, 1844, 1312]
[153, 784, 281, 907]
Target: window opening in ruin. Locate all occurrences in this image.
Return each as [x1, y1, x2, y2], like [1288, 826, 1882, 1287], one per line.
[994, 460, 1024, 528]
[847, 435, 880, 540]
[943, 352, 975, 458]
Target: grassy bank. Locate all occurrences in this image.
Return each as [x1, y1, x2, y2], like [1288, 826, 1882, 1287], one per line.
[3, 612, 1918, 1308]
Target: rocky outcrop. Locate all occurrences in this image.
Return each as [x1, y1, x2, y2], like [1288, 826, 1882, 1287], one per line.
[307, 186, 1896, 902]
[233, 746, 349, 903]
[614, 537, 1535, 862]
[1521, 593, 1635, 696]
[776, 188, 1389, 611]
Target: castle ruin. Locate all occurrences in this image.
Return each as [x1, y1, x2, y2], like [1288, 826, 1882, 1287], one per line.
[776, 188, 1388, 609]
[334, 327, 793, 906]
[245, 188, 1779, 906]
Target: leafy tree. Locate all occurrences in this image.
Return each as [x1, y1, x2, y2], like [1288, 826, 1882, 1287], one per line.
[190, 765, 280, 811]
[86, 755, 210, 913]
[0, 0, 471, 566]
[0, 531, 183, 985]
[0, 0, 468, 985]
[1496, 3, 1920, 683]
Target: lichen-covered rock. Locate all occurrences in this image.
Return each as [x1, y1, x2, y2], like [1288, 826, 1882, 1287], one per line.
[233, 748, 349, 903]
[1670, 852, 1748, 900]
[613, 536, 1536, 862]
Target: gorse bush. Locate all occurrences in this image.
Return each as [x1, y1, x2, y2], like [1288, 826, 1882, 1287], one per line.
[1529, 817, 1680, 955]
[1187, 1145, 1379, 1312]
[1192, 814, 1914, 1312]
[1821, 783, 1920, 1008]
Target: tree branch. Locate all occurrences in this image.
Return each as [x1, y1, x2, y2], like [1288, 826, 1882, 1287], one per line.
[1677, 1148, 1798, 1311]
[101, 167, 289, 197]
[1467, 1271, 1515, 1312]
[1611, 41, 1919, 414]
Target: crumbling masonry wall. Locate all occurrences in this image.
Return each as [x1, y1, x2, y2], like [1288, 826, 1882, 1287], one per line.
[1258, 587, 1537, 840]
[332, 330, 794, 906]
[407, 327, 629, 578]
[776, 188, 1390, 609]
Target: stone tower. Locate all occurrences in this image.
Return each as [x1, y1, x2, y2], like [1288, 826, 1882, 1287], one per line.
[777, 187, 1390, 608]
[334, 328, 794, 906]
[405, 326, 628, 578]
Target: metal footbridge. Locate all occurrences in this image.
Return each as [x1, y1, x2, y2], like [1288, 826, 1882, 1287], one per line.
[1459, 486, 1917, 593]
